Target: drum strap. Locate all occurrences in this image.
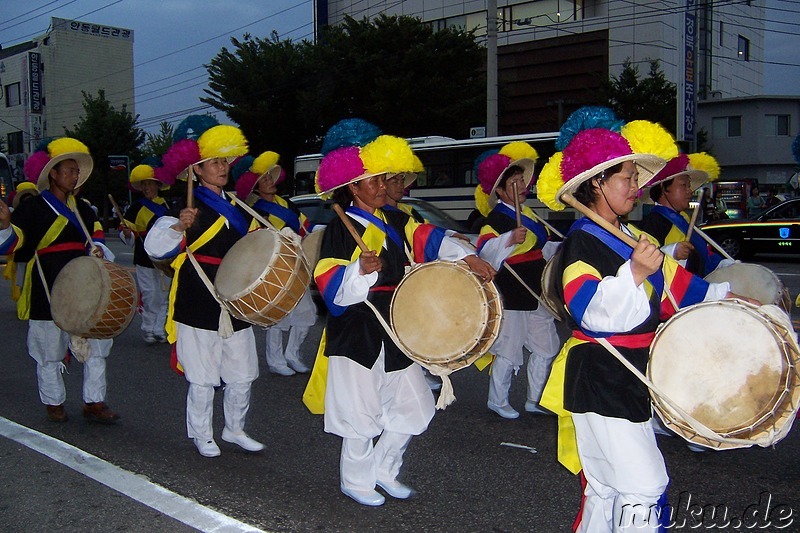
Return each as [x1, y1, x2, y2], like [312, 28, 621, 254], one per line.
[595, 337, 761, 448]
[185, 248, 234, 339]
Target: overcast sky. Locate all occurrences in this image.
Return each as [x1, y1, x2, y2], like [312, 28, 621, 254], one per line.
[1, 0, 798, 135]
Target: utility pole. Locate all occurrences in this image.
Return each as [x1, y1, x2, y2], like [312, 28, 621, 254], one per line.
[486, 0, 498, 137]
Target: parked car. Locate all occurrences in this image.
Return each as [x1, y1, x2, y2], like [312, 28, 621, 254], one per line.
[290, 194, 474, 238]
[700, 198, 800, 259]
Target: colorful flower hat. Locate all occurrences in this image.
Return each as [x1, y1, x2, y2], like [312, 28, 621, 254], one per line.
[233, 151, 282, 200]
[474, 141, 539, 215]
[537, 107, 677, 211]
[130, 156, 172, 191]
[640, 152, 721, 204]
[161, 115, 248, 182]
[315, 118, 387, 197]
[24, 137, 94, 192]
[10, 180, 39, 209]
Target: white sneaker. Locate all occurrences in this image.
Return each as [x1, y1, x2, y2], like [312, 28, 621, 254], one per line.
[488, 402, 519, 419]
[221, 428, 265, 452]
[143, 333, 157, 345]
[377, 479, 414, 499]
[340, 485, 385, 506]
[524, 400, 553, 415]
[194, 438, 221, 458]
[269, 365, 295, 376]
[287, 360, 311, 374]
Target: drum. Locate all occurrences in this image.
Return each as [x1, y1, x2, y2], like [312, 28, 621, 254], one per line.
[390, 261, 503, 372]
[301, 228, 325, 272]
[540, 250, 565, 321]
[705, 262, 791, 314]
[215, 228, 312, 327]
[648, 300, 800, 450]
[50, 257, 138, 339]
[150, 257, 175, 278]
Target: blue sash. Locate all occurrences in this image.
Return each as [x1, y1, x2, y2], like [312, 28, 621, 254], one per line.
[41, 190, 83, 235]
[569, 217, 665, 296]
[140, 198, 167, 218]
[346, 206, 403, 249]
[494, 203, 549, 247]
[253, 199, 301, 234]
[651, 205, 714, 274]
[194, 186, 248, 237]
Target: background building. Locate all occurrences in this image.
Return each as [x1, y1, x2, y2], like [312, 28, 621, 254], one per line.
[315, 2, 800, 187]
[0, 17, 134, 182]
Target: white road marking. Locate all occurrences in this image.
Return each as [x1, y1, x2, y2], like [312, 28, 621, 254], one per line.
[0, 417, 266, 533]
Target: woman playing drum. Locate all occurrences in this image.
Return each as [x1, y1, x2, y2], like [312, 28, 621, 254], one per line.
[312, 120, 494, 507]
[536, 107, 755, 533]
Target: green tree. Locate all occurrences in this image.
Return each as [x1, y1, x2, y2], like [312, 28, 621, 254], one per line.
[65, 89, 145, 226]
[203, 15, 485, 190]
[598, 59, 677, 135]
[142, 121, 174, 158]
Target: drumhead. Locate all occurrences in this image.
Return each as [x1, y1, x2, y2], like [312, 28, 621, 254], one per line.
[51, 257, 111, 335]
[391, 262, 488, 362]
[649, 300, 789, 435]
[540, 251, 565, 321]
[301, 229, 324, 272]
[215, 229, 279, 300]
[705, 263, 782, 307]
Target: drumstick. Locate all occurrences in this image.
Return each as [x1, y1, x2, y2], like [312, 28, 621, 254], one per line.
[186, 164, 194, 209]
[108, 194, 135, 230]
[692, 226, 735, 261]
[685, 205, 700, 240]
[332, 203, 370, 252]
[562, 192, 681, 310]
[69, 195, 101, 255]
[512, 181, 522, 228]
[528, 209, 565, 239]
[562, 193, 638, 247]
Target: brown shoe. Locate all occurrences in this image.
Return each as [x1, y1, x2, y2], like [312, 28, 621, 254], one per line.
[46, 404, 68, 423]
[82, 402, 120, 424]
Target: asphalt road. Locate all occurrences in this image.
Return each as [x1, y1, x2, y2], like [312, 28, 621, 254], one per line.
[0, 237, 798, 532]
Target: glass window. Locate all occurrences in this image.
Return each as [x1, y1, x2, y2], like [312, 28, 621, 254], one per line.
[738, 35, 750, 61]
[7, 131, 23, 154]
[712, 116, 742, 137]
[765, 114, 790, 136]
[4, 83, 21, 107]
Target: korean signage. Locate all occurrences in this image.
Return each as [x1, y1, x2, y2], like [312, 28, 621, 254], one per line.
[683, 0, 696, 143]
[28, 52, 42, 115]
[53, 17, 133, 41]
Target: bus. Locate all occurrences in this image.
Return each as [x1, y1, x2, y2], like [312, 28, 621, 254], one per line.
[293, 132, 594, 229]
[0, 152, 13, 202]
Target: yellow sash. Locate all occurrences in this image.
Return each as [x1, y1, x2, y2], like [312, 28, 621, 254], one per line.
[302, 212, 388, 414]
[164, 216, 227, 344]
[2, 226, 25, 302]
[17, 218, 69, 320]
[540, 336, 588, 475]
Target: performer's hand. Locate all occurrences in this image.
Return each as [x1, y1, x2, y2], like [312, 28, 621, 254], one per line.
[674, 241, 695, 260]
[121, 226, 133, 239]
[90, 246, 104, 258]
[359, 250, 382, 275]
[463, 254, 496, 282]
[0, 199, 10, 228]
[175, 207, 198, 231]
[726, 292, 761, 306]
[509, 226, 527, 245]
[630, 235, 663, 286]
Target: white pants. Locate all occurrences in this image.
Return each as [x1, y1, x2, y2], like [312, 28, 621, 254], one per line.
[136, 265, 169, 337]
[175, 323, 259, 440]
[573, 413, 669, 533]
[325, 349, 435, 492]
[27, 320, 112, 405]
[265, 291, 316, 371]
[488, 306, 559, 407]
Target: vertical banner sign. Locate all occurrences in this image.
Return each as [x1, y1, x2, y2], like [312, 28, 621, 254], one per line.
[683, 0, 696, 143]
[28, 52, 42, 115]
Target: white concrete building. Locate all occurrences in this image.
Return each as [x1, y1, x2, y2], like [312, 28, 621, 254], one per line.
[0, 17, 134, 176]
